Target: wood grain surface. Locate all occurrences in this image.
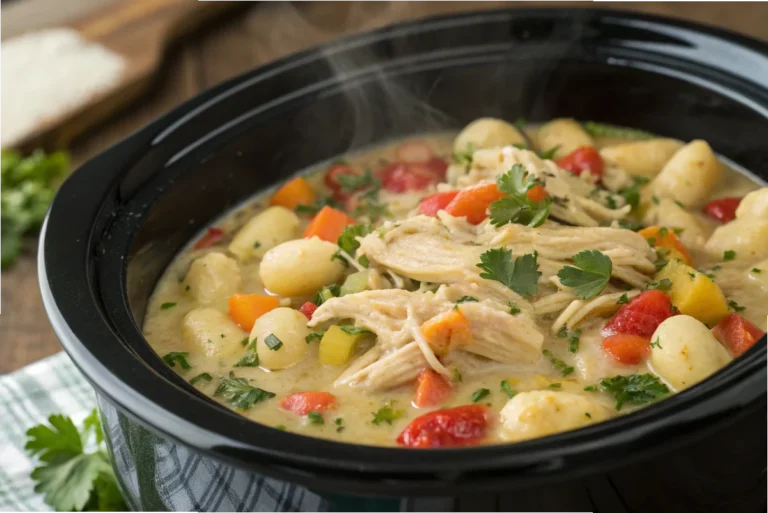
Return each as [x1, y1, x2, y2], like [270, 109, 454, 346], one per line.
[2, 1, 767, 373]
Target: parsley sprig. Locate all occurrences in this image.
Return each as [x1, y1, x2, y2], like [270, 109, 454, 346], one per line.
[489, 164, 551, 227]
[477, 248, 541, 297]
[557, 250, 613, 299]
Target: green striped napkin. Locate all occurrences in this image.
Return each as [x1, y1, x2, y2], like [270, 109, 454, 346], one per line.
[0, 352, 96, 512]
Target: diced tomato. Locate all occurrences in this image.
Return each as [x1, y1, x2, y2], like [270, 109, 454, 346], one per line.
[194, 228, 224, 249]
[526, 184, 548, 202]
[395, 141, 434, 162]
[602, 290, 675, 339]
[602, 334, 651, 365]
[443, 183, 506, 224]
[324, 163, 358, 193]
[397, 404, 490, 448]
[413, 369, 452, 408]
[281, 392, 337, 416]
[703, 197, 742, 223]
[418, 191, 460, 216]
[711, 313, 765, 357]
[556, 146, 604, 178]
[299, 302, 317, 319]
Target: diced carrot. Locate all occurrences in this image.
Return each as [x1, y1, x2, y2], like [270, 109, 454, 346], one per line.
[712, 313, 765, 357]
[228, 294, 280, 331]
[418, 191, 460, 216]
[414, 369, 452, 408]
[638, 225, 693, 265]
[526, 184, 548, 202]
[299, 301, 317, 319]
[420, 309, 473, 356]
[270, 177, 315, 210]
[281, 391, 337, 416]
[443, 184, 506, 224]
[194, 228, 224, 249]
[303, 205, 355, 242]
[602, 334, 651, 365]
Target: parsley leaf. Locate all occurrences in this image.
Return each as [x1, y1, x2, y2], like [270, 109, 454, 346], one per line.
[25, 411, 126, 512]
[500, 380, 517, 398]
[542, 349, 574, 376]
[557, 250, 612, 299]
[588, 373, 669, 410]
[162, 352, 191, 370]
[489, 164, 551, 227]
[471, 388, 490, 402]
[371, 405, 404, 425]
[477, 248, 541, 297]
[214, 371, 275, 409]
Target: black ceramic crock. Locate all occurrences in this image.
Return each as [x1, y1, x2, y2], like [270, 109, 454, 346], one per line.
[39, 8, 767, 512]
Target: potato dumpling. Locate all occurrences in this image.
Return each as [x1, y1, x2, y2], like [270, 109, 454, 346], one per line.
[228, 206, 300, 261]
[599, 138, 683, 178]
[185, 252, 241, 305]
[182, 308, 247, 358]
[643, 198, 707, 250]
[649, 315, 731, 391]
[535, 118, 594, 159]
[250, 307, 309, 370]
[734, 187, 768, 220]
[259, 237, 345, 297]
[453, 118, 526, 153]
[499, 391, 611, 442]
[704, 219, 768, 261]
[650, 140, 721, 207]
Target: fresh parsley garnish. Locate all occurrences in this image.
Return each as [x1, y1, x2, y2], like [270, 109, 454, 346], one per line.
[162, 352, 191, 370]
[477, 248, 541, 297]
[616, 293, 629, 305]
[723, 250, 736, 261]
[306, 331, 325, 343]
[307, 411, 325, 425]
[557, 250, 613, 299]
[586, 373, 669, 410]
[500, 380, 516, 398]
[25, 409, 126, 512]
[190, 372, 213, 385]
[214, 371, 275, 409]
[371, 405, 404, 425]
[489, 164, 551, 227]
[160, 302, 176, 310]
[339, 325, 372, 336]
[265, 334, 283, 351]
[542, 349, 574, 376]
[471, 388, 490, 402]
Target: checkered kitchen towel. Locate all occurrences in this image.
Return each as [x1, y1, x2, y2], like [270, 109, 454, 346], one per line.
[0, 352, 96, 512]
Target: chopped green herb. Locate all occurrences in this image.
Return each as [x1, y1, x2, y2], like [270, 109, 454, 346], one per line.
[305, 331, 325, 343]
[542, 349, 574, 377]
[489, 164, 552, 227]
[557, 250, 613, 299]
[581, 121, 655, 140]
[190, 373, 213, 386]
[477, 248, 541, 297]
[339, 325, 372, 336]
[307, 411, 324, 425]
[471, 388, 490, 402]
[537, 146, 560, 160]
[587, 373, 669, 410]
[215, 371, 275, 409]
[371, 405, 404, 425]
[160, 302, 177, 310]
[723, 250, 736, 261]
[616, 293, 629, 305]
[727, 300, 745, 313]
[264, 334, 283, 351]
[548, 383, 562, 389]
[162, 352, 191, 370]
[500, 379, 517, 398]
[650, 337, 662, 349]
[646, 278, 672, 292]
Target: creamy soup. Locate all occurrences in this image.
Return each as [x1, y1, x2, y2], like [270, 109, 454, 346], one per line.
[144, 118, 767, 448]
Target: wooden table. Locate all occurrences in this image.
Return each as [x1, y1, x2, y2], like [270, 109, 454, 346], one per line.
[2, 1, 766, 373]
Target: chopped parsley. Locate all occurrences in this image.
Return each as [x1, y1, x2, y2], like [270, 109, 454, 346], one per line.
[371, 405, 404, 425]
[307, 411, 324, 425]
[214, 372, 275, 409]
[306, 331, 325, 343]
[162, 352, 191, 370]
[723, 250, 736, 261]
[471, 388, 490, 402]
[339, 325, 372, 336]
[264, 334, 283, 351]
[500, 379, 517, 398]
[160, 302, 177, 310]
[557, 250, 613, 299]
[477, 248, 541, 297]
[542, 349, 574, 377]
[585, 373, 669, 410]
[189, 373, 213, 386]
[488, 164, 551, 227]
[646, 278, 672, 292]
[727, 300, 745, 313]
[616, 293, 629, 305]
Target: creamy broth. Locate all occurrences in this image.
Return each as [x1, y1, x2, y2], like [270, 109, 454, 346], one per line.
[144, 119, 767, 448]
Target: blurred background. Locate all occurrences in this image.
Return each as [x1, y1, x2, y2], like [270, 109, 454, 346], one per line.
[1, 0, 767, 374]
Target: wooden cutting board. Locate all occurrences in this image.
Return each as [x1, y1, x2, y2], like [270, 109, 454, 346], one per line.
[10, 0, 245, 153]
